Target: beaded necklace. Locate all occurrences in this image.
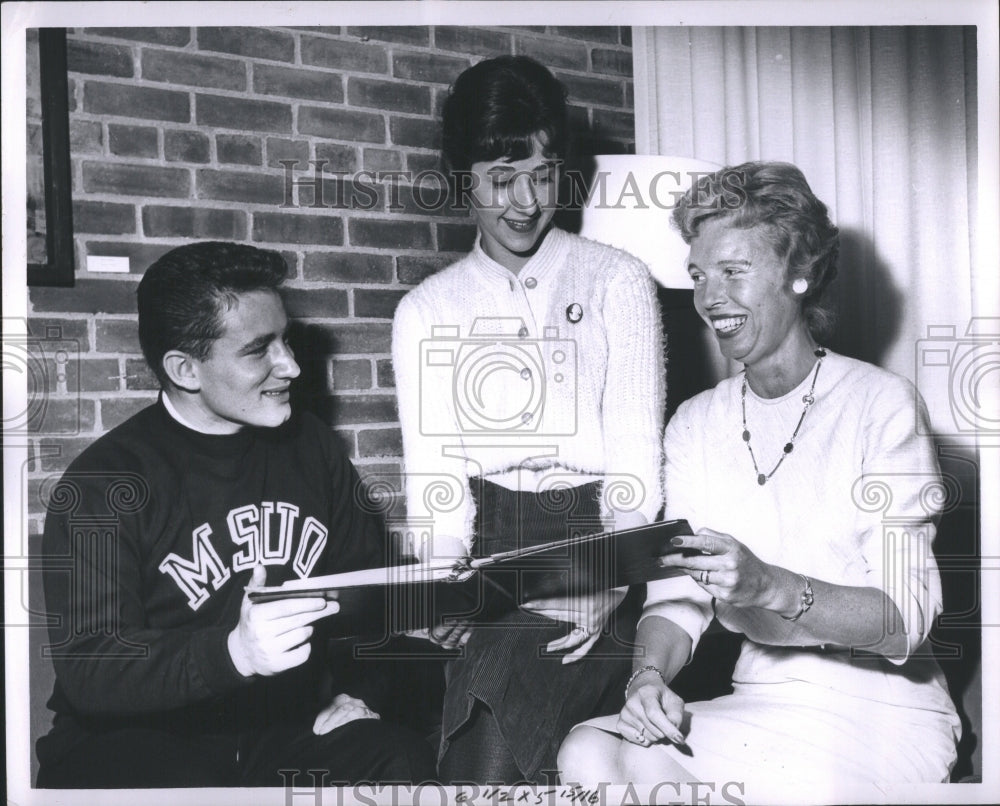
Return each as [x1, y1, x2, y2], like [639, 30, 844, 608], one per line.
[741, 347, 826, 486]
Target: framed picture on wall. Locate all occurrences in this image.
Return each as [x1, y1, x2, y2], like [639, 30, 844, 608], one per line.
[27, 27, 74, 287]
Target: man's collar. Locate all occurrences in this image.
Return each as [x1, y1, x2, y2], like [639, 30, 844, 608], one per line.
[161, 390, 217, 434]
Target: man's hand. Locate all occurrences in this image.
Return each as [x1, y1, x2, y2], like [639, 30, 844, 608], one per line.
[227, 565, 340, 677]
[312, 693, 380, 735]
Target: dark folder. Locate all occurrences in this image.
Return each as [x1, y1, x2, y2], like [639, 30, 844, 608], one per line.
[248, 518, 694, 638]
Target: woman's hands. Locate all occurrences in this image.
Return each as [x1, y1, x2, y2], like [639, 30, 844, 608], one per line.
[520, 510, 644, 662]
[429, 583, 627, 656]
[521, 587, 627, 664]
[422, 535, 476, 650]
[659, 528, 798, 615]
[428, 619, 474, 649]
[618, 670, 687, 747]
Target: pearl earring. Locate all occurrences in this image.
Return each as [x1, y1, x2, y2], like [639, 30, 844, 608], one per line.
[792, 278, 808, 294]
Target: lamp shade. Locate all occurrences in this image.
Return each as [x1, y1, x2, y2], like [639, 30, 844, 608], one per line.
[578, 155, 721, 289]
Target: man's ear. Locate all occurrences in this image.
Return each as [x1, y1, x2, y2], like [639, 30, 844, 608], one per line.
[162, 350, 202, 393]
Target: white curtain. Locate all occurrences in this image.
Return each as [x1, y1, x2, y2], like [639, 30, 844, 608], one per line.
[633, 26, 978, 401]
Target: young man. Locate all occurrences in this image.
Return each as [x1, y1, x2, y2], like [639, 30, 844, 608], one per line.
[36, 242, 437, 788]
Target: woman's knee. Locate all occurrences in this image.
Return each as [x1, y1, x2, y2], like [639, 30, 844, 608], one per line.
[558, 726, 619, 782]
[618, 740, 694, 785]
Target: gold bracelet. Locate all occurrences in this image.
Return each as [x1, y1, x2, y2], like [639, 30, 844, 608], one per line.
[625, 665, 665, 697]
[781, 574, 814, 622]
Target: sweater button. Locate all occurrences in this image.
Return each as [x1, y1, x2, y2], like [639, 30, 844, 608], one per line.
[524, 277, 537, 289]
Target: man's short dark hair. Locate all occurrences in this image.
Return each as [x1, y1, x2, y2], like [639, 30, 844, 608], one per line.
[137, 241, 289, 388]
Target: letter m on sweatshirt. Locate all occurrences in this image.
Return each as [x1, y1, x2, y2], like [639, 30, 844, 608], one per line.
[159, 524, 232, 611]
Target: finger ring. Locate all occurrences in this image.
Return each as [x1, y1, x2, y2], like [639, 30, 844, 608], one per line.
[637, 726, 646, 742]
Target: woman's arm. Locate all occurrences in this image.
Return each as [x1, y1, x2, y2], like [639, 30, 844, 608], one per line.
[391, 293, 475, 562]
[392, 293, 478, 648]
[600, 256, 666, 523]
[661, 530, 909, 657]
[614, 567, 714, 744]
[617, 615, 692, 745]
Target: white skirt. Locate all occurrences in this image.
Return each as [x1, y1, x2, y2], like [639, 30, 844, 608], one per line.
[579, 679, 960, 799]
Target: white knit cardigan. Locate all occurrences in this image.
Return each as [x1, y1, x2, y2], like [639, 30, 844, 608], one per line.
[391, 227, 666, 557]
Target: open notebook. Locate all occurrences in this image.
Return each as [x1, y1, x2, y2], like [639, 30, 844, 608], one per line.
[248, 518, 694, 637]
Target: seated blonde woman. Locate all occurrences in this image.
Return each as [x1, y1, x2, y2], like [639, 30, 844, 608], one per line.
[558, 162, 960, 796]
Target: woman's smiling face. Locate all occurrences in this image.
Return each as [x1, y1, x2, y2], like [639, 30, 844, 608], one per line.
[468, 133, 560, 273]
[687, 218, 805, 372]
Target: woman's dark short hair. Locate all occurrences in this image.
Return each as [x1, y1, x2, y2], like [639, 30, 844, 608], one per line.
[441, 55, 569, 172]
[137, 241, 289, 388]
[672, 162, 840, 338]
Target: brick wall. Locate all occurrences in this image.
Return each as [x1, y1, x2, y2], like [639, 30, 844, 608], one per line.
[25, 25, 635, 535]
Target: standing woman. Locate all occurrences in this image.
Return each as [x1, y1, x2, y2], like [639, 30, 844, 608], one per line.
[558, 162, 961, 796]
[391, 56, 665, 783]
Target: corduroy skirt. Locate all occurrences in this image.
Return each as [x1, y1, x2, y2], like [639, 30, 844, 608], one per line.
[439, 478, 639, 781]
